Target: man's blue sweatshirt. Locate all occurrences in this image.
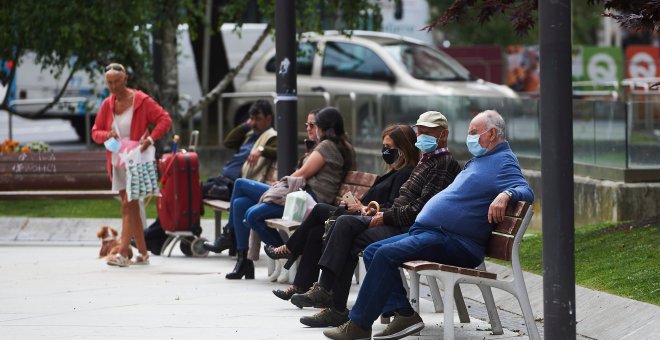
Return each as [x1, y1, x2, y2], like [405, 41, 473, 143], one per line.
[414, 141, 534, 260]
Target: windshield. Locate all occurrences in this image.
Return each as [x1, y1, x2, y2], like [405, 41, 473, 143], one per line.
[382, 43, 472, 81]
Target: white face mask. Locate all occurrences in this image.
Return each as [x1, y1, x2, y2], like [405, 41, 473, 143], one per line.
[315, 127, 321, 142]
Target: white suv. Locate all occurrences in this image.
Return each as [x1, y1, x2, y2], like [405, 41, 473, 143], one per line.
[225, 30, 516, 142]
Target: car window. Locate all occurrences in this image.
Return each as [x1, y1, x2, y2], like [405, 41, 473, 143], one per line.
[265, 42, 315, 75]
[321, 41, 393, 81]
[382, 43, 471, 81]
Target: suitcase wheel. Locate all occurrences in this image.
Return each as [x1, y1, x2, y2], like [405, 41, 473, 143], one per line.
[179, 236, 194, 256]
[191, 237, 209, 257]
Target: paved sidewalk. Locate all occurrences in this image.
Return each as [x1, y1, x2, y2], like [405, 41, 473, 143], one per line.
[0, 217, 658, 339]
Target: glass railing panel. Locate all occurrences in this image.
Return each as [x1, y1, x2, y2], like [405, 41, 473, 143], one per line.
[627, 98, 660, 168]
[573, 100, 597, 165]
[506, 97, 540, 158]
[323, 92, 656, 172]
[593, 100, 627, 168]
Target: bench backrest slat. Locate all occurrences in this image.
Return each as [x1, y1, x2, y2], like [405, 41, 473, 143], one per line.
[492, 216, 523, 235]
[0, 152, 106, 162]
[0, 151, 110, 191]
[486, 201, 531, 261]
[335, 171, 378, 205]
[0, 162, 106, 174]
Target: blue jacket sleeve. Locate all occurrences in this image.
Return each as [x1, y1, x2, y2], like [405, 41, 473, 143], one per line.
[496, 154, 534, 203]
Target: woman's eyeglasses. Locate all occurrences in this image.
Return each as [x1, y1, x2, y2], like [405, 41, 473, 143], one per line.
[105, 65, 125, 73]
[305, 123, 316, 128]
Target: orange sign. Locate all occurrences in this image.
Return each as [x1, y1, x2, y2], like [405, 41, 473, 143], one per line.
[626, 45, 660, 78]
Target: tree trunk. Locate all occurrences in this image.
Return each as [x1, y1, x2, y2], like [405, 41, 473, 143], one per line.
[160, 5, 180, 136]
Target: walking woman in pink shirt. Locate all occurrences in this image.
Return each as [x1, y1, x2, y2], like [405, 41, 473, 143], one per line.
[91, 63, 172, 267]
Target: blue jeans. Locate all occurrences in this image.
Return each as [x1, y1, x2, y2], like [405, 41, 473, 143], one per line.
[348, 224, 481, 328]
[229, 178, 285, 250]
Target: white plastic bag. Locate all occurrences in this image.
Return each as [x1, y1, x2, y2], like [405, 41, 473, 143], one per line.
[282, 190, 316, 222]
[125, 145, 160, 201]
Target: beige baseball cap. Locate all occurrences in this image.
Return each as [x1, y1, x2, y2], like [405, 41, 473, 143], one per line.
[415, 111, 448, 128]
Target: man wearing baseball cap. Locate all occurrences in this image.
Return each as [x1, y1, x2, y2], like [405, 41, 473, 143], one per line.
[291, 110, 462, 330]
[413, 111, 449, 160]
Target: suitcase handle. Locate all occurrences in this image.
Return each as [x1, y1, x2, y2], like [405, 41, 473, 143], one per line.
[189, 130, 199, 152]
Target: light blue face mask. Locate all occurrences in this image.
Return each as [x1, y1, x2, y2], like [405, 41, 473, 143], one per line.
[466, 132, 488, 157]
[415, 134, 438, 153]
[104, 137, 121, 153]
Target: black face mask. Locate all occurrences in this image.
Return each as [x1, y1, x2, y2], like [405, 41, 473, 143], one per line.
[304, 139, 316, 152]
[382, 146, 399, 165]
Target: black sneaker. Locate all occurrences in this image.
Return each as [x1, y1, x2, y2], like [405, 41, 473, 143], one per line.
[372, 312, 425, 340]
[300, 307, 349, 328]
[290, 282, 333, 309]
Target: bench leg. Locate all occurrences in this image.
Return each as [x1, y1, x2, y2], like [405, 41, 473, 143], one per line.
[440, 275, 457, 340]
[514, 282, 541, 340]
[408, 271, 420, 313]
[478, 284, 503, 334]
[453, 285, 470, 323]
[213, 211, 223, 241]
[399, 268, 410, 297]
[427, 277, 444, 313]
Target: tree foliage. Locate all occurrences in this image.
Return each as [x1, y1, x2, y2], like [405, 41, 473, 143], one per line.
[593, 0, 660, 32]
[427, 0, 660, 39]
[426, 0, 538, 37]
[428, 0, 602, 46]
[0, 0, 381, 121]
[0, 0, 161, 115]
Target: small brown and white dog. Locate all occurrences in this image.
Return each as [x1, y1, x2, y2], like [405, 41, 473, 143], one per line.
[97, 226, 132, 259]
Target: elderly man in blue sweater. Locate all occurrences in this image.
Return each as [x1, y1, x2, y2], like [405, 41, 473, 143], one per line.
[324, 110, 534, 340]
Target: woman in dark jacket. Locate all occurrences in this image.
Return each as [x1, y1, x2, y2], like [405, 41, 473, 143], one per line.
[266, 124, 419, 300]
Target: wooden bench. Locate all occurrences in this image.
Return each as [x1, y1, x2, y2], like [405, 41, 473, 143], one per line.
[263, 170, 378, 283]
[0, 151, 117, 200]
[402, 201, 540, 340]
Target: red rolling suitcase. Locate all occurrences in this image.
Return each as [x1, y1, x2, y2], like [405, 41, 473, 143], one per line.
[157, 132, 203, 237]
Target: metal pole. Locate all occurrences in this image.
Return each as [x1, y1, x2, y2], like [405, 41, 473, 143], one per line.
[8, 110, 13, 141]
[539, 1, 576, 338]
[85, 111, 91, 149]
[275, 0, 298, 178]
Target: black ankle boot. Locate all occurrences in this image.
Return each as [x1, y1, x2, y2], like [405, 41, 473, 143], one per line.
[203, 226, 236, 255]
[228, 231, 237, 256]
[225, 250, 254, 280]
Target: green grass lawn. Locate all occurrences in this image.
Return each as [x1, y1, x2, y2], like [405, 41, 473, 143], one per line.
[516, 222, 659, 305]
[0, 199, 214, 219]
